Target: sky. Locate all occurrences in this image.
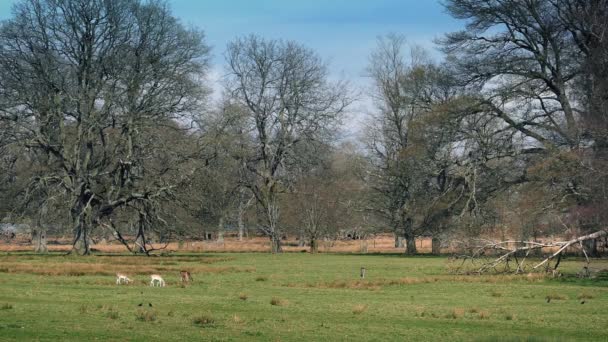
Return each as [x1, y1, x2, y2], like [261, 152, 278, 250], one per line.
[0, 0, 464, 133]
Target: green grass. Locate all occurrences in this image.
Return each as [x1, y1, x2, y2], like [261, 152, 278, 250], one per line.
[0, 253, 607, 341]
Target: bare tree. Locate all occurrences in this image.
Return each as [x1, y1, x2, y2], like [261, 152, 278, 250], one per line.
[0, 0, 210, 255]
[365, 35, 471, 254]
[440, 0, 608, 270]
[224, 35, 351, 253]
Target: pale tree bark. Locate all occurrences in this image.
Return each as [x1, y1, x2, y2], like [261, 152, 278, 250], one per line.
[31, 228, 47, 254]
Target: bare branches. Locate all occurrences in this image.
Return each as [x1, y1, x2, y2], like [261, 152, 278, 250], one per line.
[453, 230, 608, 274]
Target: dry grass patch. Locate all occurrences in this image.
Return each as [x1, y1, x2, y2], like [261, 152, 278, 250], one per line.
[352, 304, 367, 315]
[231, 314, 244, 324]
[192, 314, 216, 327]
[449, 308, 465, 319]
[490, 290, 502, 297]
[270, 297, 288, 306]
[577, 291, 594, 300]
[291, 274, 549, 291]
[478, 311, 490, 320]
[238, 293, 248, 301]
[546, 292, 568, 301]
[0, 259, 252, 277]
[136, 309, 157, 322]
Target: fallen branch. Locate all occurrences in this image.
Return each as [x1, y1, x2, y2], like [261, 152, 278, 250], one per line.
[453, 229, 607, 274]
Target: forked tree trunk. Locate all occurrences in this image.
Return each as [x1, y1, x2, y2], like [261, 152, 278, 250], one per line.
[135, 216, 148, 255]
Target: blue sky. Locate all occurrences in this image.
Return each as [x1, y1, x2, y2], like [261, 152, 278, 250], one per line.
[0, 0, 463, 131]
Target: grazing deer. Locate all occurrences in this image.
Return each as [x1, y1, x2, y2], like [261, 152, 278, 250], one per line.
[116, 272, 132, 285]
[150, 274, 166, 287]
[180, 270, 193, 283]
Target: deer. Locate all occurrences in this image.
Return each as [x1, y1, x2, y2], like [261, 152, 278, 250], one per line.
[180, 270, 193, 283]
[116, 272, 132, 285]
[150, 274, 166, 287]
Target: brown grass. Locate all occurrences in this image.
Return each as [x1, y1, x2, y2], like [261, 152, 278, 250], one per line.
[0, 235, 451, 254]
[490, 290, 502, 297]
[270, 297, 288, 306]
[577, 291, 594, 300]
[192, 314, 215, 327]
[546, 292, 568, 300]
[136, 309, 157, 322]
[478, 311, 490, 320]
[0, 256, 253, 277]
[238, 293, 248, 301]
[289, 274, 547, 291]
[231, 314, 244, 324]
[352, 304, 367, 315]
[449, 308, 465, 319]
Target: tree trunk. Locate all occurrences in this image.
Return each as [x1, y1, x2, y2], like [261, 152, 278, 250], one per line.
[310, 238, 318, 253]
[32, 227, 48, 254]
[270, 234, 282, 253]
[135, 216, 148, 255]
[217, 215, 225, 243]
[72, 222, 91, 255]
[431, 237, 441, 255]
[237, 209, 244, 241]
[403, 218, 417, 255]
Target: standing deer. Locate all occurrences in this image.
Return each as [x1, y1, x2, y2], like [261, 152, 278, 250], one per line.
[116, 272, 132, 285]
[180, 270, 193, 283]
[150, 274, 166, 287]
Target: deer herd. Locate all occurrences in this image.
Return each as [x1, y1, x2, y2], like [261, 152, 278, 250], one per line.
[116, 271, 192, 287]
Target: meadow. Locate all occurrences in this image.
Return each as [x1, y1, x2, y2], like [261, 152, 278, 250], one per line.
[0, 252, 607, 341]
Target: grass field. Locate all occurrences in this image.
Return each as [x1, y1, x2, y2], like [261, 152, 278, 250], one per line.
[0, 253, 607, 341]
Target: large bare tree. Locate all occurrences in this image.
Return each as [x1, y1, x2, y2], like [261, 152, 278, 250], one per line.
[0, 0, 210, 254]
[224, 35, 351, 253]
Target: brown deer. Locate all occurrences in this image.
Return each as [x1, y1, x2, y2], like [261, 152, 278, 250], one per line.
[180, 270, 193, 283]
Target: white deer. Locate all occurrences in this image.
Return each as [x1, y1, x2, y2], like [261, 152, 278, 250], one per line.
[116, 272, 132, 285]
[150, 274, 165, 287]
